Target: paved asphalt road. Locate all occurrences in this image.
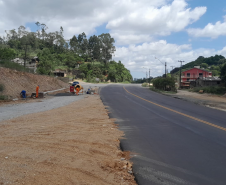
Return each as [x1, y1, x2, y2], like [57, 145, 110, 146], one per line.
[100, 85, 226, 185]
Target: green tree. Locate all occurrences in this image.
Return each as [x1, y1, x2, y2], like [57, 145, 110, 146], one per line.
[70, 35, 78, 53]
[88, 35, 101, 62]
[201, 63, 208, 68]
[37, 48, 55, 75]
[0, 48, 16, 60]
[212, 70, 219, 76]
[220, 63, 226, 83]
[77, 32, 88, 56]
[98, 33, 116, 64]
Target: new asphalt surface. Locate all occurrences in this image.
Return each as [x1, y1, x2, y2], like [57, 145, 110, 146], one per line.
[100, 85, 226, 185]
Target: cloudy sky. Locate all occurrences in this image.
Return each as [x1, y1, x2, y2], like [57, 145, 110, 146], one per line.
[1, 0, 226, 78]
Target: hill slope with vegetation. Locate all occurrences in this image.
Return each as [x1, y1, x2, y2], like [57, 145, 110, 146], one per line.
[0, 23, 132, 82]
[171, 55, 226, 80]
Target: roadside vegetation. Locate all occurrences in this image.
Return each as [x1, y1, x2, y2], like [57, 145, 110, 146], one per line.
[152, 77, 176, 91]
[0, 23, 132, 83]
[0, 83, 7, 100]
[0, 60, 31, 72]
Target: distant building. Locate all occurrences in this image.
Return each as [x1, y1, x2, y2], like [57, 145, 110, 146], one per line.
[11, 58, 24, 65]
[190, 77, 222, 88]
[11, 57, 39, 73]
[181, 67, 212, 87]
[53, 69, 67, 77]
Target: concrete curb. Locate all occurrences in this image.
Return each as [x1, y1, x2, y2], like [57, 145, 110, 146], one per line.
[43, 87, 68, 95]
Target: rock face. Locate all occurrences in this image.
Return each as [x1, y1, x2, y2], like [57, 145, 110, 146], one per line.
[0, 67, 69, 99]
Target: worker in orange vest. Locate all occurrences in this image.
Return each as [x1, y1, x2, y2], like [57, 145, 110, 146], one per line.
[36, 85, 39, 98]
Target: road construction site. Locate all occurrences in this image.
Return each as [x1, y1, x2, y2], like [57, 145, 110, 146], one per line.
[0, 68, 138, 184]
[0, 85, 137, 185]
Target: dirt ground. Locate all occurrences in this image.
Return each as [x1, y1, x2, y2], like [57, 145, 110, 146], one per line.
[0, 67, 69, 99]
[0, 95, 137, 185]
[168, 90, 226, 111]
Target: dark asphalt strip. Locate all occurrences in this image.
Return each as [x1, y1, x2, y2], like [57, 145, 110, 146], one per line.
[100, 85, 226, 185]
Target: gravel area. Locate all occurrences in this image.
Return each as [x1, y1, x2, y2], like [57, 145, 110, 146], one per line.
[0, 95, 85, 122]
[0, 83, 140, 122]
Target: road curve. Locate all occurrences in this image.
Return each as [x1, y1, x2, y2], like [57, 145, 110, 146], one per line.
[100, 85, 226, 185]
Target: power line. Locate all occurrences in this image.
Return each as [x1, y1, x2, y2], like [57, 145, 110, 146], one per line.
[155, 57, 167, 78]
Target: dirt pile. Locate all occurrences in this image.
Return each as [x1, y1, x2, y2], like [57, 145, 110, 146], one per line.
[0, 67, 69, 99]
[0, 95, 137, 185]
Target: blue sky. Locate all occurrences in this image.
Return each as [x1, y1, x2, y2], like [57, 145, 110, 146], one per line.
[2, 0, 226, 78]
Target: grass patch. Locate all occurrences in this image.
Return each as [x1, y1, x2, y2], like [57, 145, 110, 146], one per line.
[0, 60, 32, 73]
[0, 84, 4, 92]
[189, 86, 226, 95]
[150, 86, 177, 94]
[0, 95, 8, 100]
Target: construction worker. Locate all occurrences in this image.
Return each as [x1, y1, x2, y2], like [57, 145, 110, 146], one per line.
[36, 85, 39, 98]
[75, 86, 79, 95]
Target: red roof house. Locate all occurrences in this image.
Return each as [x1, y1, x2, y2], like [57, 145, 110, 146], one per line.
[181, 67, 212, 87]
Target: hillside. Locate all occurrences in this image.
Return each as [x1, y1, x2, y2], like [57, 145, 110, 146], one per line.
[171, 55, 226, 76]
[0, 67, 69, 99]
[0, 24, 133, 82]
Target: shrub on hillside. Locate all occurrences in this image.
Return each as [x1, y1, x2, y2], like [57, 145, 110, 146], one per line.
[0, 84, 4, 92]
[0, 95, 8, 100]
[0, 60, 31, 72]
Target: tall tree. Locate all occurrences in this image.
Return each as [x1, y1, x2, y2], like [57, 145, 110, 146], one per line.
[98, 33, 116, 64]
[69, 35, 78, 53]
[88, 35, 100, 62]
[220, 64, 226, 83]
[77, 32, 88, 56]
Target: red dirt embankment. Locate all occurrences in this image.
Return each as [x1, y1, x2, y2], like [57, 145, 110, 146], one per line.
[0, 67, 69, 99]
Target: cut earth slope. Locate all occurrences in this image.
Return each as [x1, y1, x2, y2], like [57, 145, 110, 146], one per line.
[0, 67, 69, 99]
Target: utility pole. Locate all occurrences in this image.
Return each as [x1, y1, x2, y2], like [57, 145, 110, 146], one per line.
[165, 62, 167, 78]
[146, 71, 148, 83]
[149, 68, 150, 86]
[155, 57, 166, 78]
[178, 61, 184, 88]
[170, 66, 175, 71]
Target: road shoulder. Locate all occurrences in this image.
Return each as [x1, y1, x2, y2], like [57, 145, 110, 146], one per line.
[0, 95, 136, 185]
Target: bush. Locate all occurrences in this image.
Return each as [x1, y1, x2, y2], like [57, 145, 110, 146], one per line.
[0, 84, 4, 92]
[0, 60, 31, 73]
[142, 83, 149, 87]
[152, 77, 176, 91]
[0, 95, 8, 100]
[190, 86, 226, 95]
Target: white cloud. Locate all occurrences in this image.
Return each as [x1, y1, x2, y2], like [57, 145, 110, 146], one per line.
[113, 40, 218, 78]
[0, 0, 214, 78]
[187, 15, 226, 38]
[107, 0, 206, 39]
[0, 0, 206, 42]
[111, 32, 153, 45]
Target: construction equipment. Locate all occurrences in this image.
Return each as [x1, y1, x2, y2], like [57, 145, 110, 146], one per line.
[70, 84, 83, 95]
